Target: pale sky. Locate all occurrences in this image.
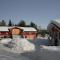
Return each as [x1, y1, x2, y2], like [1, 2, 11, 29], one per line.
[0, 0, 60, 28]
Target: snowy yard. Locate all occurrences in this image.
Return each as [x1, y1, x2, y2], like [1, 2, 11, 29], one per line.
[0, 38, 60, 60]
[0, 38, 49, 60]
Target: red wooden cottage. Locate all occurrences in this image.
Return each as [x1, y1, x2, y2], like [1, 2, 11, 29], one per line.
[0, 26, 37, 40]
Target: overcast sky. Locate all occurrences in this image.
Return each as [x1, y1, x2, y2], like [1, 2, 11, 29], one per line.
[0, 0, 60, 28]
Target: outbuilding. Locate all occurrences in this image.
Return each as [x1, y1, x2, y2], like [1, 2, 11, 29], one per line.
[47, 19, 60, 46]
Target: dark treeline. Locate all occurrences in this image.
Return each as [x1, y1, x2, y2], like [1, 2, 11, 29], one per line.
[0, 20, 38, 30]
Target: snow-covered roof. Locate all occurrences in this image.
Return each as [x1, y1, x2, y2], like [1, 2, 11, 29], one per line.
[0, 26, 9, 31]
[20, 27, 37, 32]
[51, 19, 60, 27]
[47, 19, 60, 29]
[0, 26, 37, 32]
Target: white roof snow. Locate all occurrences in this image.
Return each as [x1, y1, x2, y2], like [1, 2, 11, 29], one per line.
[51, 19, 60, 27]
[48, 19, 60, 29]
[0, 26, 9, 31]
[0, 26, 37, 32]
[20, 27, 37, 32]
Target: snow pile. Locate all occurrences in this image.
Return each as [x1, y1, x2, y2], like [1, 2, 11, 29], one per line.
[41, 45, 60, 51]
[38, 37, 48, 39]
[12, 38, 35, 53]
[0, 38, 12, 44]
[37, 45, 60, 60]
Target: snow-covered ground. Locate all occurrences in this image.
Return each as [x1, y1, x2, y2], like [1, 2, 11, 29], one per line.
[0, 38, 60, 60]
[0, 44, 30, 60]
[0, 38, 48, 60]
[36, 45, 60, 60]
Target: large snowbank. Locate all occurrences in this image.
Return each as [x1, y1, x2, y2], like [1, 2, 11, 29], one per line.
[13, 38, 35, 52]
[0, 38, 35, 53]
[0, 38, 12, 44]
[36, 45, 60, 60]
[3, 38, 35, 53]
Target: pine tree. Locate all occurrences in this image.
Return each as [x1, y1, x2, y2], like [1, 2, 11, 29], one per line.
[8, 20, 12, 26]
[17, 20, 26, 27]
[30, 22, 37, 30]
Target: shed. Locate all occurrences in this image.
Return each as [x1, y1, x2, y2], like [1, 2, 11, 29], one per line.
[47, 19, 60, 46]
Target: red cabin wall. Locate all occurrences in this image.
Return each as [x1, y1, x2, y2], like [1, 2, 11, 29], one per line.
[0, 31, 9, 38]
[23, 32, 36, 40]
